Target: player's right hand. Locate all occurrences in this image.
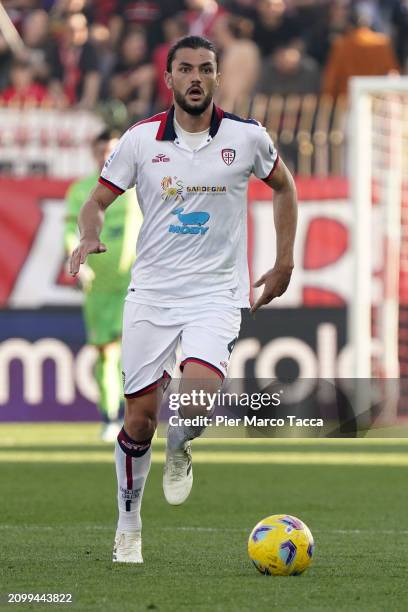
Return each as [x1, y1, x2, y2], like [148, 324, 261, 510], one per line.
[69, 239, 107, 276]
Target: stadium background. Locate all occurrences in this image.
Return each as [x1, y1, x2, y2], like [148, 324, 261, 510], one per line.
[1, 0, 407, 420]
[1, 2, 408, 610]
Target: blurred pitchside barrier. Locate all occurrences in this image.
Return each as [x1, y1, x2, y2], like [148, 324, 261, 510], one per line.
[0, 96, 347, 178]
[0, 108, 103, 177]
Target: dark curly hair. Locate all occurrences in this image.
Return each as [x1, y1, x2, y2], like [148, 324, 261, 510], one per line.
[166, 36, 219, 72]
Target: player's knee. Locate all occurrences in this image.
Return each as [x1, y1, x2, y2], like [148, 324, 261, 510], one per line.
[124, 399, 157, 440]
[180, 362, 223, 416]
[125, 411, 156, 441]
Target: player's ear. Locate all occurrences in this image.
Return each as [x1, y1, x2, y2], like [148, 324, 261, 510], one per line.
[164, 71, 172, 90]
[215, 71, 221, 89]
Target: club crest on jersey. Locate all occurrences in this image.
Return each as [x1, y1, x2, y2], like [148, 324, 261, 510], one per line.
[222, 148, 236, 166]
[152, 153, 170, 163]
[161, 176, 184, 203]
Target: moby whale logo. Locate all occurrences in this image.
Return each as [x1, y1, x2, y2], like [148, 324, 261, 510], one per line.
[168, 207, 210, 235]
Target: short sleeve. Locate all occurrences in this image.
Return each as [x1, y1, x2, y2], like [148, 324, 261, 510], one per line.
[99, 129, 137, 194]
[252, 127, 279, 181]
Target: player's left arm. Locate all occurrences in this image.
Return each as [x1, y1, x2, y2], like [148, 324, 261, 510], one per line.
[251, 157, 297, 313]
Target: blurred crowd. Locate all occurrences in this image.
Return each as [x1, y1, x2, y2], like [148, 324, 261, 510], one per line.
[0, 0, 407, 126]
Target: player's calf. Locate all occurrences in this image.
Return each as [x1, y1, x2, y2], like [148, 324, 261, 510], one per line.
[167, 360, 223, 449]
[164, 361, 223, 505]
[113, 391, 161, 563]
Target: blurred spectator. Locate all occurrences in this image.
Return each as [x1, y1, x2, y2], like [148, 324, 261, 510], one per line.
[109, 1, 185, 52]
[47, 12, 101, 109]
[322, 7, 399, 97]
[392, 0, 408, 72]
[183, 0, 227, 38]
[289, 0, 331, 31]
[152, 16, 189, 111]
[251, 0, 302, 58]
[306, 0, 349, 67]
[225, 0, 256, 13]
[353, 0, 388, 33]
[20, 9, 52, 83]
[89, 22, 115, 99]
[2, 1, 40, 30]
[3, 0, 40, 5]
[110, 28, 154, 122]
[90, 1, 120, 27]
[0, 32, 13, 91]
[256, 39, 320, 96]
[212, 14, 260, 112]
[222, 0, 257, 38]
[49, 0, 93, 20]
[0, 58, 50, 106]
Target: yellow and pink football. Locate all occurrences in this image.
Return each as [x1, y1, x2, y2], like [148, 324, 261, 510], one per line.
[248, 514, 315, 576]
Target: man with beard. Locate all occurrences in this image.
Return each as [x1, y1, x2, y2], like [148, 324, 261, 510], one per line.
[69, 36, 297, 563]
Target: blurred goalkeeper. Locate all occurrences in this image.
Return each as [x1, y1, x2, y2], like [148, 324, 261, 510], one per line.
[64, 129, 142, 442]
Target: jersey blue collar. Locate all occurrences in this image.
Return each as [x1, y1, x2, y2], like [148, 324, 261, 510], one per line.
[156, 104, 224, 141]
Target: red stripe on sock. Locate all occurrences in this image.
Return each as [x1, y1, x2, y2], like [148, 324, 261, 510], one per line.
[126, 454, 132, 490]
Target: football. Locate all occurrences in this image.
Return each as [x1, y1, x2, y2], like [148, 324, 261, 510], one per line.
[248, 514, 314, 576]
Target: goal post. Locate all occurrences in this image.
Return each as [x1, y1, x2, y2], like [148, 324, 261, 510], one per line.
[349, 76, 408, 385]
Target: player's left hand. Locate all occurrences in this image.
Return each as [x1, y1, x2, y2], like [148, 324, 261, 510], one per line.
[250, 264, 293, 313]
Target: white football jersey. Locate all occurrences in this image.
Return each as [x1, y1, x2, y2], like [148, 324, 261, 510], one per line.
[99, 105, 279, 308]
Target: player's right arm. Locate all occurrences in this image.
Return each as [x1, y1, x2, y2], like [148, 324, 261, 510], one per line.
[69, 183, 118, 276]
[70, 126, 138, 276]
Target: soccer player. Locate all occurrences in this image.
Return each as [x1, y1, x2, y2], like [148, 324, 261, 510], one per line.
[69, 36, 297, 563]
[64, 129, 142, 441]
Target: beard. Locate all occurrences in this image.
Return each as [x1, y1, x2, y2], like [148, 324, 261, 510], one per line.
[173, 88, 213, 116]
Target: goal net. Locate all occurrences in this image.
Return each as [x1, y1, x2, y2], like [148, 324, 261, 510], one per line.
[349, 76, 408, 421]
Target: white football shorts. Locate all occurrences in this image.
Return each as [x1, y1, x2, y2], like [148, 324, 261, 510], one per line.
[121, 301, 242, 398]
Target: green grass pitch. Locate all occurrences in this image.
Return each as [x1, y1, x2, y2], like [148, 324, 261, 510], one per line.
[1, 424, 407, 611]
